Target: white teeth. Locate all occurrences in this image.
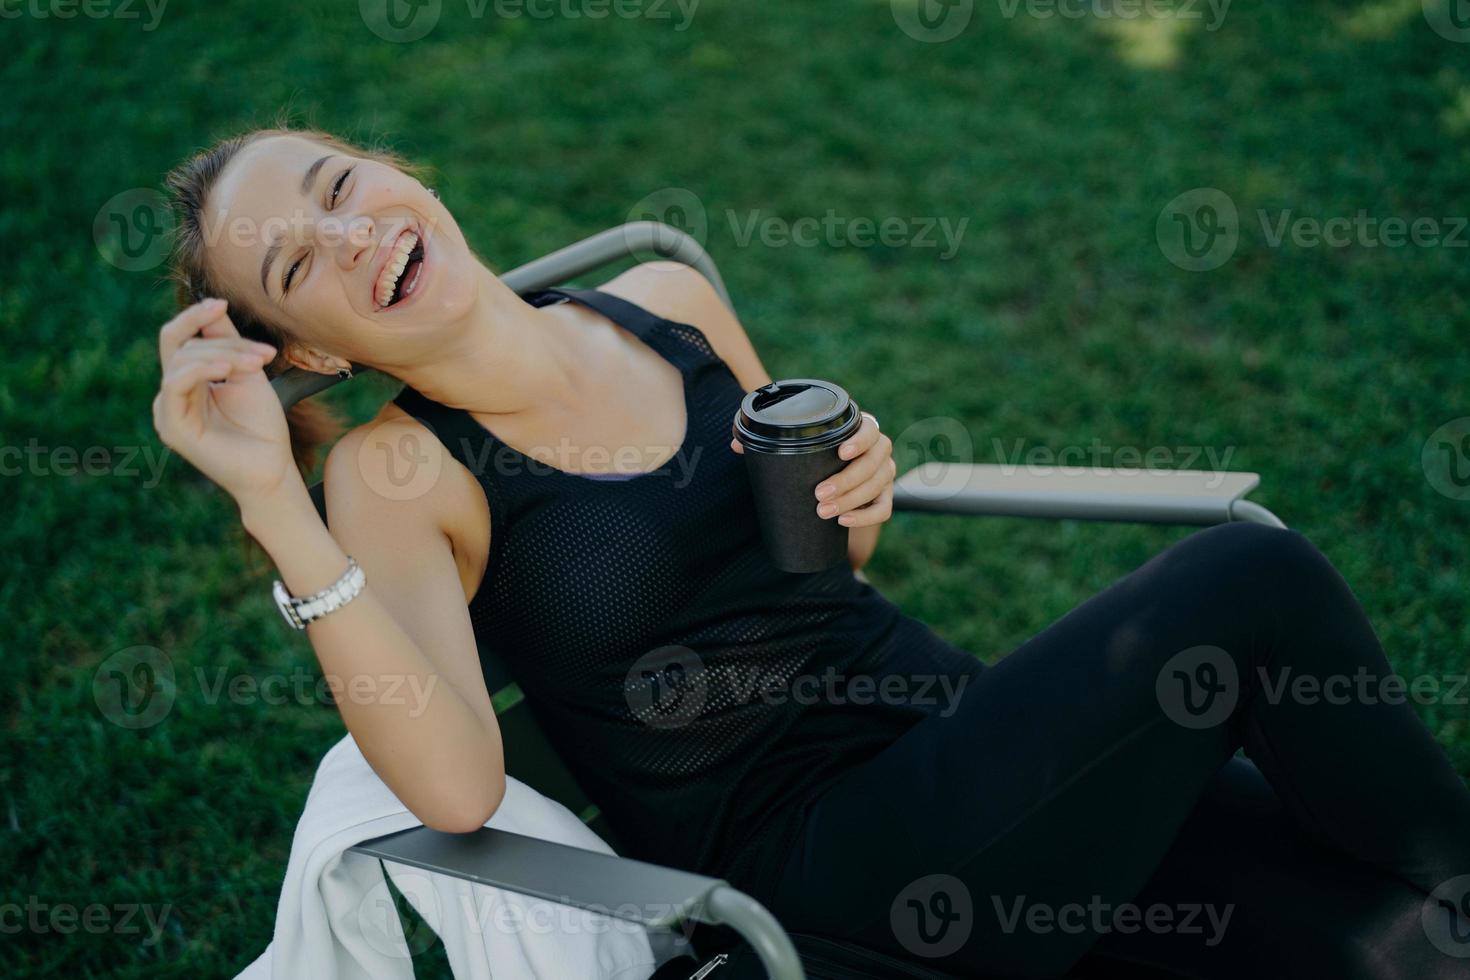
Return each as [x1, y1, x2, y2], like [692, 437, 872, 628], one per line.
[375, 231, 420, 308]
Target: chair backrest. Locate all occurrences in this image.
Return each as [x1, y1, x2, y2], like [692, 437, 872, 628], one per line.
[291, 222, 733, 849]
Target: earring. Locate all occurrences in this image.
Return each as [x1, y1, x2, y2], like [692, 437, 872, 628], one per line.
[337, 367, 353, 381]
[428, 187, 440, 200]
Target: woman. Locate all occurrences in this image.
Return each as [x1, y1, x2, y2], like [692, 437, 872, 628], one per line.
[153, 127, 1470, 979]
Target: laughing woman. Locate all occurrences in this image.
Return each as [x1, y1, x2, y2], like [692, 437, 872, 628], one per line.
[152, 127, 1470, 979]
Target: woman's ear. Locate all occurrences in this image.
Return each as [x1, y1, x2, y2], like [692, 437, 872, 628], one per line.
[282, 340, 351, 377]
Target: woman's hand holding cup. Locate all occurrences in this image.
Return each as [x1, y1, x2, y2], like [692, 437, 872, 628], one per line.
[812, 411, 894, 528]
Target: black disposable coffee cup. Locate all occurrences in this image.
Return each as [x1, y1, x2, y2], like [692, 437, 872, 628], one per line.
[735, 379, 863, 573]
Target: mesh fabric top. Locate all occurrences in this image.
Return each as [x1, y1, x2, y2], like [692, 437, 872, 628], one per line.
[391, 286, 981, 904]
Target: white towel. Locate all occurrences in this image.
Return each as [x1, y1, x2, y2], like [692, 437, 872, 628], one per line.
[234, 732, 670, 980]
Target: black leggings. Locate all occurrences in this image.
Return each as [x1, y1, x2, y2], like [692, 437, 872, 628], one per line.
[767, 522, 1470, 978]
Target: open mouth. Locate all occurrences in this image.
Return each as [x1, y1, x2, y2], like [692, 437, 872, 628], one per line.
[374, 228, 426, 310]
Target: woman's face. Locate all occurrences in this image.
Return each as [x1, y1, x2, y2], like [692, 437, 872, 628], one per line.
[201, 134, 477, 367]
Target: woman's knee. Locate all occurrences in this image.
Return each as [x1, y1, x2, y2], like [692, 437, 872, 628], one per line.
[1182, 522, 1339, 601]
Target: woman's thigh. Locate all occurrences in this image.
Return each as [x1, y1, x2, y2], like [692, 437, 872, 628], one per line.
[768, 522, 1353, 977]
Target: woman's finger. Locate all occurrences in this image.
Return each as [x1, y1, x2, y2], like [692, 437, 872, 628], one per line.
[198, 302, 245, 341]
[823, 457, 894, 520]
[178, 336, 277, 361]
[159, 299, 232, 366]
[171, 343, 272, 378]
[836, 413, 880, 462]
[838, 482, 894, 528]
[815, 437, 888, 509]
[156, 357, 236, 442]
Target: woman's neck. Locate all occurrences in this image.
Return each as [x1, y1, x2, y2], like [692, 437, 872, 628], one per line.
[385, 263, 584, 422]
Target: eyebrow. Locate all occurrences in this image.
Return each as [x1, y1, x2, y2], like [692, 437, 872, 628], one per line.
[259, 153, 336, 297]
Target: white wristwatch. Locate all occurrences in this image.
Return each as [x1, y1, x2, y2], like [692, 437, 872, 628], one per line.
[272, 557, 366, 630]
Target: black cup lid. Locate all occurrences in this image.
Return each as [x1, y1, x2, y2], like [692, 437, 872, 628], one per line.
[738, 379, 856, 442]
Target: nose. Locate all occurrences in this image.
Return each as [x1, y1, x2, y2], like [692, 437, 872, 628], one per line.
[334, 213, 376, 272]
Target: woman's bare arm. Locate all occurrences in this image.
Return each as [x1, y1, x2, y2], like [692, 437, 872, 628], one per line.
[153, 300, 503, 832]
[240, 422, 504, 832]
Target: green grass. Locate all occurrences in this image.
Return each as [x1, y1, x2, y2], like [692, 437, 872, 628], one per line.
[4, 0, 1469, 975]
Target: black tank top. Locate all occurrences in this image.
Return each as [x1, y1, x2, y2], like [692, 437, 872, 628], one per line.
[391, 287, 980, 903]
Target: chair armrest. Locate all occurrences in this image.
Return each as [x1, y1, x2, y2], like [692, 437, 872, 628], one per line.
[892, 462, 1284, 527]
[500, 221, 733, 312]
[349, 826, 805, 979]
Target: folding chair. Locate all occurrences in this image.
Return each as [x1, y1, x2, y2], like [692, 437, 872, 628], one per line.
[271, 221, 1285, 979]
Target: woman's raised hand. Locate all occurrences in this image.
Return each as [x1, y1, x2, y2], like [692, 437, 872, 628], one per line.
[151, 298, 298, 506]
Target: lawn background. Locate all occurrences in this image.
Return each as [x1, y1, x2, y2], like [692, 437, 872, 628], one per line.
[4, 0, 1469, 975]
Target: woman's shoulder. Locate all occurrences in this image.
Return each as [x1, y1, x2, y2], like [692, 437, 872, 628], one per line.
[599, 261, 772, 390]
[597, 260, 729, 327]
[322, 404, 491, 603]
[324, 401, 483, 520]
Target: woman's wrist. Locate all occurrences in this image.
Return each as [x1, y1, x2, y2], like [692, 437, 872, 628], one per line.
[237, 482, 353, 597]
[237, 478, 314, 540]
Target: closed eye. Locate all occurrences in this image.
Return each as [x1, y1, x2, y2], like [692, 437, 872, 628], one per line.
[283, 254, 304, 294]
[329, 166, 353, 209]
[283, 166, 354, 296]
